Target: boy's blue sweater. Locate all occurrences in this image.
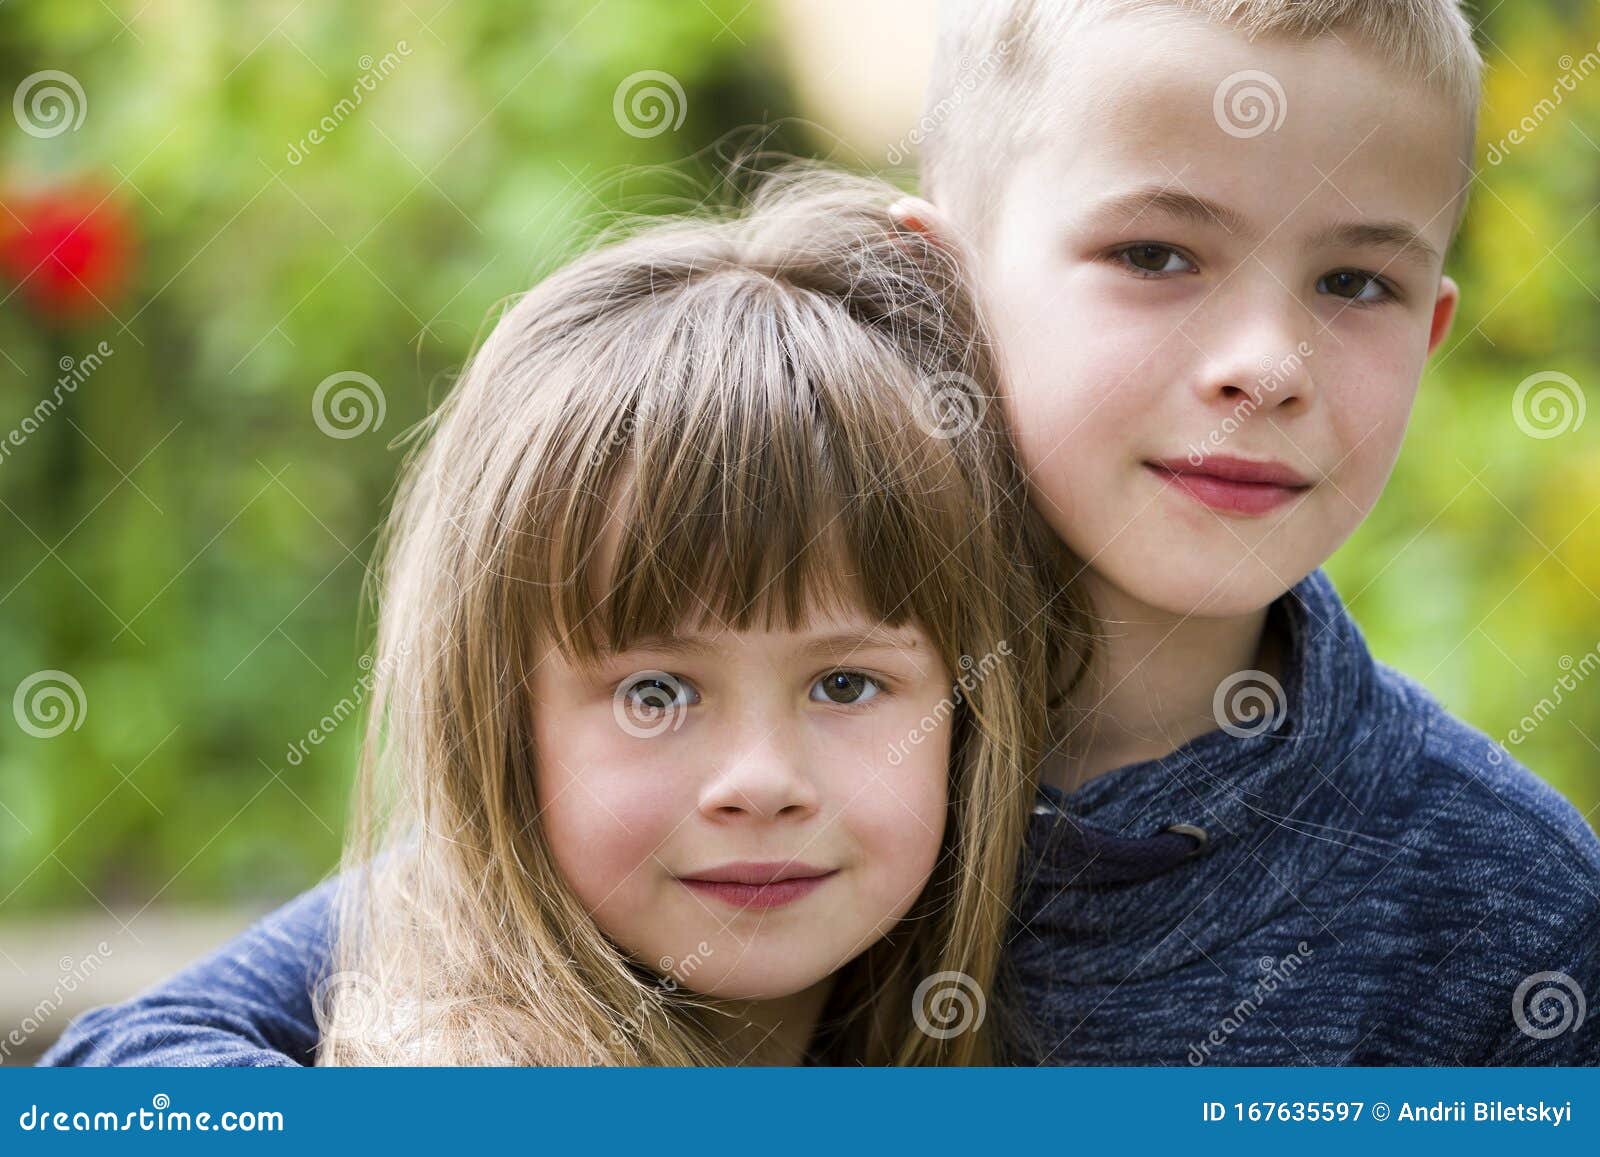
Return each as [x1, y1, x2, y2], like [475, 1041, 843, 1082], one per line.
[38, 570, 1600, 1065]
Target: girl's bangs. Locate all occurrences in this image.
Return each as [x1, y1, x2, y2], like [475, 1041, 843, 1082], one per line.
[522, 274, 974, 665]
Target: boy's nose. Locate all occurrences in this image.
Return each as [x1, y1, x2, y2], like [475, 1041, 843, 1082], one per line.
[696, 721, 820, 822]
[1188, 310, 1315, 413]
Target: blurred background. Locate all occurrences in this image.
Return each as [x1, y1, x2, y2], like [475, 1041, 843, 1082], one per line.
[0, 0, 1596, 1062]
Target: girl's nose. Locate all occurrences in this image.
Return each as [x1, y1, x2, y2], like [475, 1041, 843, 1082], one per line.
[697, 722, 820, 822]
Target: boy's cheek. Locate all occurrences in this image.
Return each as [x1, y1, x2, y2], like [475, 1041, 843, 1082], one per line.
[1004, 359, 1147, 472]
[1331, 371, 1422, 471]
[990, 288, 1179, 421]
[1001, 393, 1081, 486]
[1338, 419, 1413, 514]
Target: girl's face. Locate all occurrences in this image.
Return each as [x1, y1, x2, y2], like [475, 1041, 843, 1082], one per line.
[530, 602, 953, 1002]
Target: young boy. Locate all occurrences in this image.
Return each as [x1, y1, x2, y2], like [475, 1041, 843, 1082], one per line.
[892, 0, 1600, 1064]
[40, 0, 1600, 1066]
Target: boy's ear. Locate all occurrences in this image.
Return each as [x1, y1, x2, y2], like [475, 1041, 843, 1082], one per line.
[1426, 275, 1460, 357]
[888, 196, 962, 253]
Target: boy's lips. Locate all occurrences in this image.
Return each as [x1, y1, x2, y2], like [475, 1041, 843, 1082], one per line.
[1145, 455, 1313, 516]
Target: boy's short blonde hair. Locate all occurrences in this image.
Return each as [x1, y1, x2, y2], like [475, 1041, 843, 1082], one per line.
[922, 0, 1484, 243]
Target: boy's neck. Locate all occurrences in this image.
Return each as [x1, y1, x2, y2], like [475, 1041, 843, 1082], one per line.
[1040, 572, 1287, 793]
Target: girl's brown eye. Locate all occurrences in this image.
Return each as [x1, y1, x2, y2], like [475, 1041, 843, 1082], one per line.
[621, 674, 697, 713]
[811, 671, 880, 705]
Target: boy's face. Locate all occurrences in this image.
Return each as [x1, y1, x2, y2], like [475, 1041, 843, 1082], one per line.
[971, 13, 1463, 618]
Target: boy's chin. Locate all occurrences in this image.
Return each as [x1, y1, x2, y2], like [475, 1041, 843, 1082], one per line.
[1093, 553, 1314, 621]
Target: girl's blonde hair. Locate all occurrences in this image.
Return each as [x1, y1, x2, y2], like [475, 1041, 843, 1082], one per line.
[318, 166, 1089, 1066]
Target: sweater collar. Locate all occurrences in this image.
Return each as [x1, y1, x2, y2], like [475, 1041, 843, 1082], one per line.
[1014, 567, 1426, 981]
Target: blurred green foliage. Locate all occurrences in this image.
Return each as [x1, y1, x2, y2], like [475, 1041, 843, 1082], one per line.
[1327, 0, 1600, 826]
[0, 0, 794, 911]
[0, 0, 1596, 915]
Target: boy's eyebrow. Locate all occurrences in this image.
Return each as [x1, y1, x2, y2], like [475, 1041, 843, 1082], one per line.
[1303, 221, 1441, 269]
[1083, 184, 1250, 235]
[1084, 183, 1440, 269]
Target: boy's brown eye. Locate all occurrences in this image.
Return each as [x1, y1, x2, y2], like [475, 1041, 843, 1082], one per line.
[1317, 269, 1396, 304]
[1323, 271, 1374, 298]
[1117, 244, 1191, 275]
[1127, 244, 1175, 271]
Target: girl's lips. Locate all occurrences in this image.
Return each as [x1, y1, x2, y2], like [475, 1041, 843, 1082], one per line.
[679, 870, 839, 910]
[1145, 459, 1312, 516]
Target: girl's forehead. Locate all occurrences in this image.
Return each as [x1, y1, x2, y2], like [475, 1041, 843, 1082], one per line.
[591, 592, 929, 655]
[582, 477, 891, 628]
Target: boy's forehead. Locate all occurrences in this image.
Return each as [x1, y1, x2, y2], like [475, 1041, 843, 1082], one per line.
[1016, 9, 1465, 258]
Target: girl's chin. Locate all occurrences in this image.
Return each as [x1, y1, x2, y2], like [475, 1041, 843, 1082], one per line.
[682, 969, 831, 1004]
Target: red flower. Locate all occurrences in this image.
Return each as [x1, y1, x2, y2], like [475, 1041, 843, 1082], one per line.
[0, 183, 133, 322]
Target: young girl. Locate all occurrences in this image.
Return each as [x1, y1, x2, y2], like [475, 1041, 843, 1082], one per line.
[42, 169, 1087, 1067]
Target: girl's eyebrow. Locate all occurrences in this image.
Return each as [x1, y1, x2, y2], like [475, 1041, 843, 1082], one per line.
[602, 634, 722, 661]
[601, 626, 925, 662]
[797, 629, 926, 659]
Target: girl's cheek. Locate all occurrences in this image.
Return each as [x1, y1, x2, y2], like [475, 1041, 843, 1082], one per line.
[536, 749, 686, 883]
[847, 728, 949, 873]
[569, 759, 688, 835]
